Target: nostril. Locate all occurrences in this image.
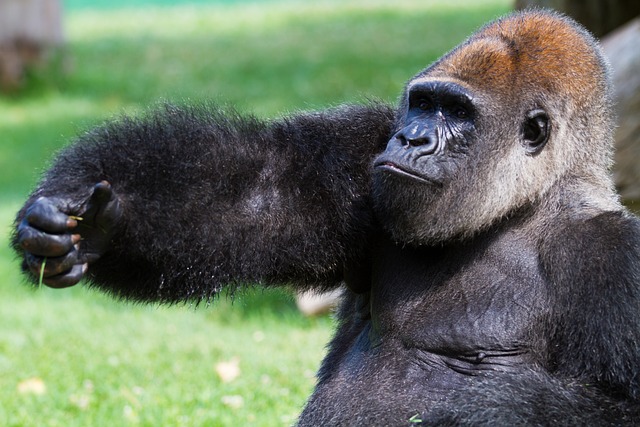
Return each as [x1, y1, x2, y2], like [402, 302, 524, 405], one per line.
[394, 134, 408, 147]
[407, 136, 438, 155]
[407, 137, 430, 147]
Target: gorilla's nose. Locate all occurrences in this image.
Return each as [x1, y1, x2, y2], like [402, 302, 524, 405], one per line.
[394, 125, 439, 155]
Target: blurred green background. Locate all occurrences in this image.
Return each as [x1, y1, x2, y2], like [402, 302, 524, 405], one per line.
[0, 1, 510, 426]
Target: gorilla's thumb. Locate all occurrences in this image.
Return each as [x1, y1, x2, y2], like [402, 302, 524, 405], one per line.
[85, 181, 123, 231]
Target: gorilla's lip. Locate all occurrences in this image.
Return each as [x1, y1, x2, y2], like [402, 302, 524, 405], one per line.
[373, 161, 438, 185]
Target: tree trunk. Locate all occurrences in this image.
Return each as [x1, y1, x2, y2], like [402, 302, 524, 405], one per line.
[514, 0, 640, 37]
[601, 18, 640, 205]
[0, 0, 64, 91]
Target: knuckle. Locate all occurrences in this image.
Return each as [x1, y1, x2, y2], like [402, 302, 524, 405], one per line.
[24, 233, 72, 257]
[41, 251, 80, 277]
[25, 199, 50, 220]
[44, 265, 84, 288]
[43, 259, 70, 276]
[25, 255, 44, 275]
[17, 225, 34, 248]
[23, 197, 71, 233]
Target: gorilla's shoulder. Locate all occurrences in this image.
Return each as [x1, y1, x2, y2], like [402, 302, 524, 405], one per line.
[567, 210, 640, 250]
[540, 209, 640, 291]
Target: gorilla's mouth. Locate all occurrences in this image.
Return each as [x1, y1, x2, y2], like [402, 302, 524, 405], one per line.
[374, 161, 436, 185]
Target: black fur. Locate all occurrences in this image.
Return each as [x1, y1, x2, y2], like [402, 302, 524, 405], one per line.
[12, 10, 640, 425]
[14, 103, 394, 301]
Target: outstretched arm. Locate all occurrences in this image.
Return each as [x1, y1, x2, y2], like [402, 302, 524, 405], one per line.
[13, 103, 394, 302]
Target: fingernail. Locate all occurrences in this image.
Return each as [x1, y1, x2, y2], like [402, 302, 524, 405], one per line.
[67, 218, 78, 228]
[71, 234, 81, 244]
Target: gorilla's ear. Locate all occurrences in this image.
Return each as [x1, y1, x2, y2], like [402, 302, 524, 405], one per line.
[521, 109, 550, 155]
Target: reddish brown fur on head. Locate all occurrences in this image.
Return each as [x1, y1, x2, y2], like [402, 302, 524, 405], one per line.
[425, 11, 610, 109]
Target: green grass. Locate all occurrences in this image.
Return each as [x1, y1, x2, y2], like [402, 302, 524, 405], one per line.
[64, 0, 276, 11]
[0, 1, 511, 425]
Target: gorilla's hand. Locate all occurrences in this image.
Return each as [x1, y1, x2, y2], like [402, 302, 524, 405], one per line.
[17, 181, 122, 288]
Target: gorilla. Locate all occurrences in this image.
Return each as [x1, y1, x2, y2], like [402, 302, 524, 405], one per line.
[12, 9, 640, 425]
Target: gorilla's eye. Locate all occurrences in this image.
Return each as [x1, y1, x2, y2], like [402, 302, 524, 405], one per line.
[521, 109, 550, 155]
[418, 99, 433, 111]
[453, 106, 469, 119]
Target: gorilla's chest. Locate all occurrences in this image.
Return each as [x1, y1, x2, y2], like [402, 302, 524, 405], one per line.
[370, 231, 548, 356]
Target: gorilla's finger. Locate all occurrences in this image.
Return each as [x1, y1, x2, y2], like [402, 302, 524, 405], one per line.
[42, 264, 87, 289]
[25, 251, 81, 278]
[18, 223, 80, 257]
[24, 197, 77, 233]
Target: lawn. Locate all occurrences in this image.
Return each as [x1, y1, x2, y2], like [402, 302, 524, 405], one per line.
[0, 1, 510, 426]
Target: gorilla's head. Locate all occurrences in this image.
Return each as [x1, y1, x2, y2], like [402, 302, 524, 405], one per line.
[372, 10, 619, 246]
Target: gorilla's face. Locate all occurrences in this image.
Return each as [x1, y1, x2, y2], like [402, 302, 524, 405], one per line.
[372, 75, 551, 246]
[372, 78, 480, 245]
[374, 80, 477, 187]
